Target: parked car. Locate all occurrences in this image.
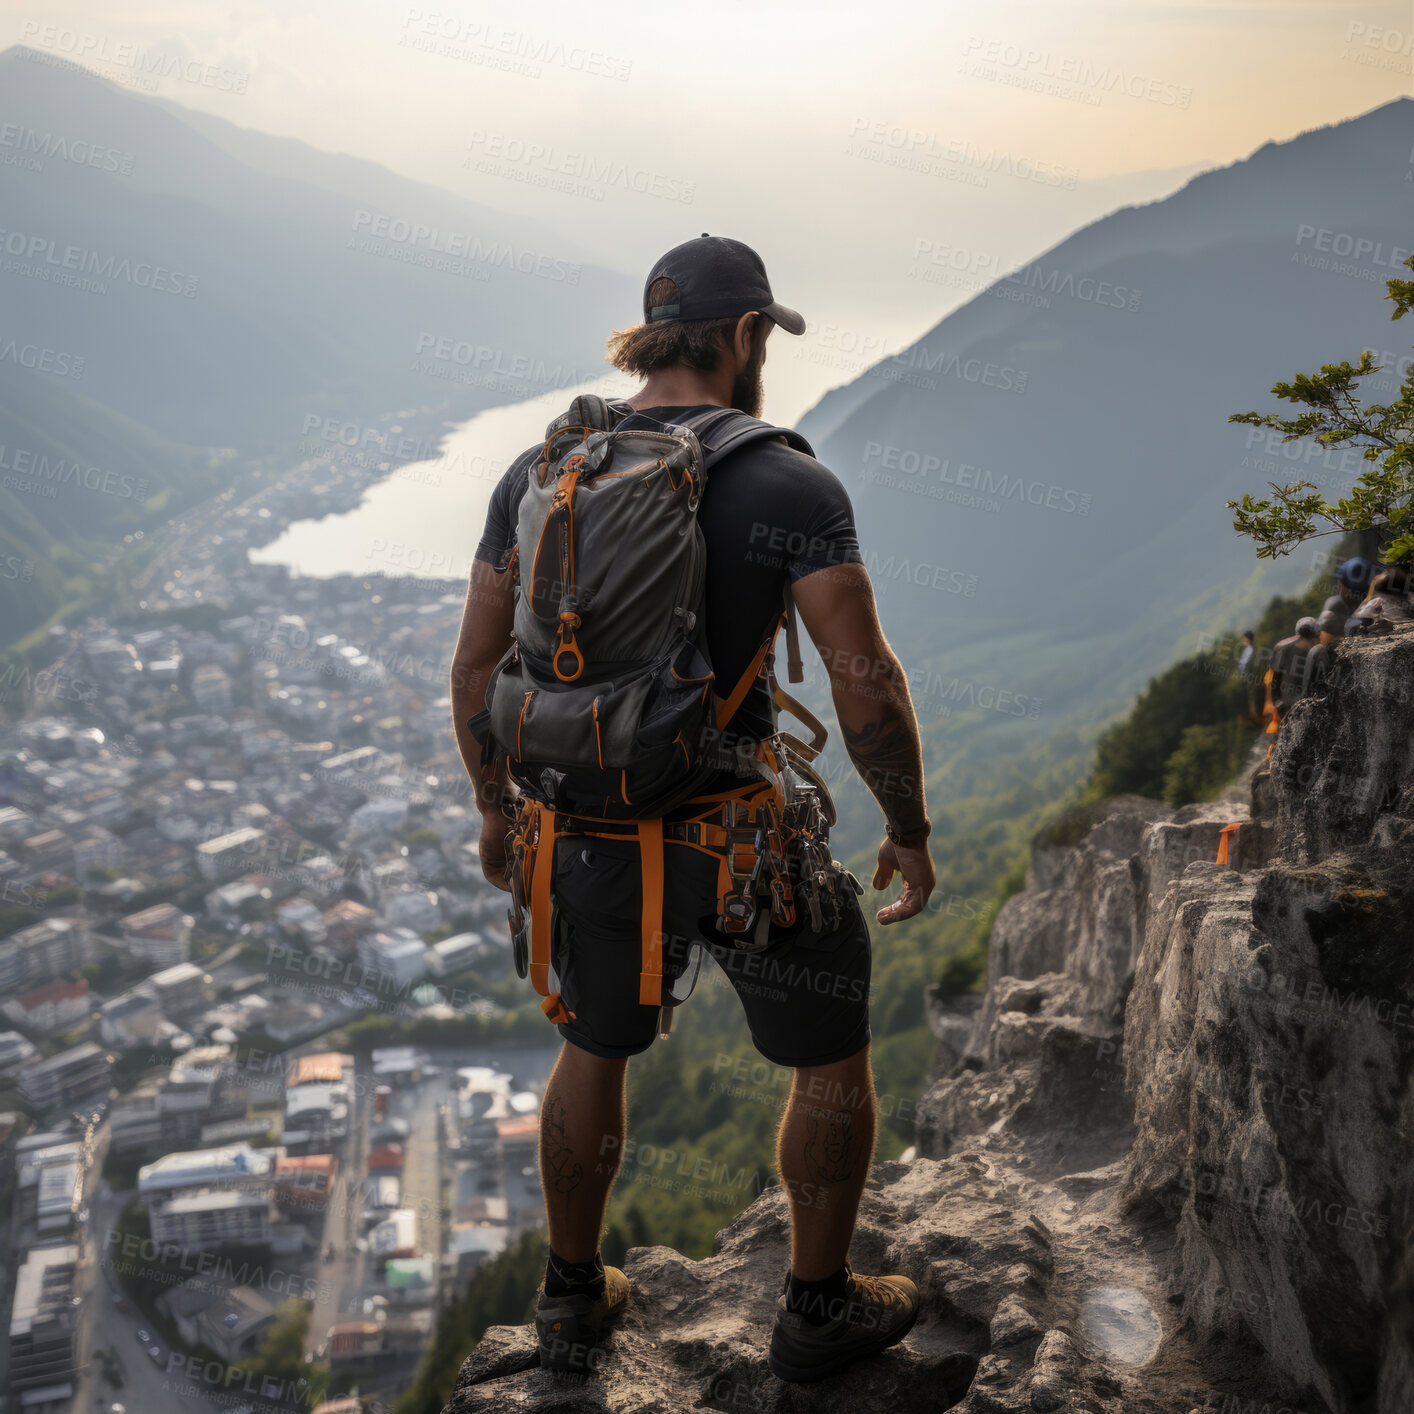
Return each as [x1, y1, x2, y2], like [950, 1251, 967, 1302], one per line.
[135, 1329, 151, 1345]
[147, 1345, 163, 1365]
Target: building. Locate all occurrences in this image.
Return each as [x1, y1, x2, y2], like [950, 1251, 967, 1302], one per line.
[196, 826, 267, 881]
[21, 830, 70, 869]
[274, 1153, 338, 1212]
[137, 1141, 278, 1200]
[18, 1141, 86, 1237]
[150, 1188, 271, 1250]
[147, 961, 207, 1017]
[4, 979, 90, 1036]
[17, 1042, 111, 1116]
[99, 989, 164, 1049]
[362, 1174, 401, 1214]
[316, 745, 381, 786]
[347, 798, 409, 839]
[424, 932, 485, 977]
[71, 828, 122, 878]
[368, 1208, 417, 1260]
[370, 1046, 426, 1086]
[162, 1278, 278, 1364]
[367, 1142, 404, 1174]
[381, 888, 438, 932]
[118, 903, 193, 966]
[295, 855, 347, 901]
[322, 899, 376, 951]
[287, 1052, 352, 1088]
[275, 897, 326, 945]
[496, 1115, 539, 1173]
[324, 1319, 384, 1373]
[382, 1257, 435, 1305]
[0, 918, 89, 992]
[0, 1030, 39, 1072]
[161, 1045, 245, 1129]
[284, 1082, 349, 1145]
[8, 1244, 79, 1402]
[108, 1048, 244, 1156]
[358, 930, 427, 991]
[107, 1088, 166, 1156]
[190, 664, 234, 714]
[205, 877, 271, 921]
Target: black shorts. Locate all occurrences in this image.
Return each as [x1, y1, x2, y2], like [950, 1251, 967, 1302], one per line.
[546, 834, 871, 1068]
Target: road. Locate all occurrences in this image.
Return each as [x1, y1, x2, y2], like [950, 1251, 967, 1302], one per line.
[401, 1073, 448, 1270]
[87, 1187, 219, 1414]
[305, 1056, 370, 1357]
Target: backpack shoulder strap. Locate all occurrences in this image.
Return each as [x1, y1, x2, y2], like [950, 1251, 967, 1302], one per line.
[680, 408, 815, 471]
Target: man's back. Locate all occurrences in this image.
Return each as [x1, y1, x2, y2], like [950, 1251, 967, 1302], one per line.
[1269, 634, 1309, 713]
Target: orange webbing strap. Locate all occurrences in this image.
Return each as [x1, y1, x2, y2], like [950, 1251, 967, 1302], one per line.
[1216, 822, 1242, 868]
[638, 818, 665, 1007]
[716, 613, 783, 731]
[524, 804, 575, 1023]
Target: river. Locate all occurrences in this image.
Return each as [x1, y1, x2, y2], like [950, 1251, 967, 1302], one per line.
[250, 373, 635, 581]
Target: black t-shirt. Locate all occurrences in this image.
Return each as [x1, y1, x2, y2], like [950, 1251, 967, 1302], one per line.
[474, 403, 862, 742]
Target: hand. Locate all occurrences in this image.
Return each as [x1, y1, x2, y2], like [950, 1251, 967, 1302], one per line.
[479, 812, 515, 893]
[872, 836, 934, 925]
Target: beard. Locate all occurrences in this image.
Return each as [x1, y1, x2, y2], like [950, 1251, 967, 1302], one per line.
[729, 325, 770, 417]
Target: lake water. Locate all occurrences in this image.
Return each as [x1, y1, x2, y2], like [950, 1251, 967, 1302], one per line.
[251, 373, 636, 581]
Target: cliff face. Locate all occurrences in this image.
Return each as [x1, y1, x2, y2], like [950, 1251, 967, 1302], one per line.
[1121, 631, 1414, 1414]
[444, 631, 1414, 1414]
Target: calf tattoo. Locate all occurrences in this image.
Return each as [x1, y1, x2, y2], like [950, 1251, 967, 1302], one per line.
[804, 1106, 856, 1186]
[542, 1095, 584, 1200]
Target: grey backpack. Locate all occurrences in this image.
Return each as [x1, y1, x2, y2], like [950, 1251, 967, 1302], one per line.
[482, 393, 812, 819]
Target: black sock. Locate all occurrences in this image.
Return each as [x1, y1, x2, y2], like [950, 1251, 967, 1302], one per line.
[784, 1264, 851, 1326]
[545, 1247, 606, 1299]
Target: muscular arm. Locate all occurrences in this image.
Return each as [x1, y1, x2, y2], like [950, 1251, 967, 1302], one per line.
[792, 562, 934, 923]
[450, 558, 516, 883]
[792, 563, 927, 836]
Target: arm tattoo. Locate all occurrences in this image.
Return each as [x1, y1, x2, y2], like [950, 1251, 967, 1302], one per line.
[803, 1106, 857, 1186]
[541, 1095, 584, 1203]
[841, 715, 928, 836]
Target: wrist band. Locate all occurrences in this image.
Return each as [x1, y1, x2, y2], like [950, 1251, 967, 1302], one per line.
[885, 818, 931, 848]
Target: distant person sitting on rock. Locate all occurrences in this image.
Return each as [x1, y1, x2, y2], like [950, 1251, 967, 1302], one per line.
[1300, 611, 1344, 697]
[1269, 617, 1320, 719]
[1349, 568, 1414, 632]
[1323, 556, 1377, 627]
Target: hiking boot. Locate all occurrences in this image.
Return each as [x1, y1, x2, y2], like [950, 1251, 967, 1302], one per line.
[768, 1269, 919, 1383]
[535, 1265, 630, 1375]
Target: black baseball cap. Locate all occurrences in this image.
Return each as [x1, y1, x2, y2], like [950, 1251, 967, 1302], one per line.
[642, 234, 805, 335]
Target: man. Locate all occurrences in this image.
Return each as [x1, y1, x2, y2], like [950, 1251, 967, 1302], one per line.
[1300, 610, 1343, 697]
[1323, 557, 1375, 632]
[1268, 616, 1320, 718]
[1236, 630, 1259, 723]
[450, 236, 935, 1383]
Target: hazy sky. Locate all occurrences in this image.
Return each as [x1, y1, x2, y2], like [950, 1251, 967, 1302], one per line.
[5, 0, 1408, 421]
